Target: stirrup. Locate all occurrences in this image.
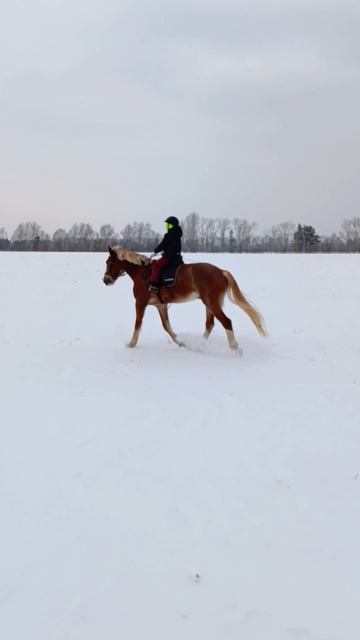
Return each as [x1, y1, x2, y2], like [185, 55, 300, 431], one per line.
[148, 284, 159, 292]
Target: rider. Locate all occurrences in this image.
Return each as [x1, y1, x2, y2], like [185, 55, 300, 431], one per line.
[149, 216, 183, 291]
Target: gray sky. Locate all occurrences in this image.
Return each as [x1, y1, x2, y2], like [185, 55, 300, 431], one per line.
[1, 0, 360, 236]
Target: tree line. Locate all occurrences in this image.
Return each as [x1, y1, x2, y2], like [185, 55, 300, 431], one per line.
[0, 214, 360, 253]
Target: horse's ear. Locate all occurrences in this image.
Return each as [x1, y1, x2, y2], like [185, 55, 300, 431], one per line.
[108, 246, 115, 256]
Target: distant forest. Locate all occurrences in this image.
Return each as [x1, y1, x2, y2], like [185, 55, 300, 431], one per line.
[1, 213, 360, 253]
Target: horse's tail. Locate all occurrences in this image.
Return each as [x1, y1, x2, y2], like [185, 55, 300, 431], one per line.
[222, 270, 267, 337]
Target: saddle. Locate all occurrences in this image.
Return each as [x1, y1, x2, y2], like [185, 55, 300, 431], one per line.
[159, 255, 184, 288]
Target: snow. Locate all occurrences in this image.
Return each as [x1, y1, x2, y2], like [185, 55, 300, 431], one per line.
[1, 251, 359, 640]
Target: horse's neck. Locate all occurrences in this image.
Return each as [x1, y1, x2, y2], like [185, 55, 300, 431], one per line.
[124, 262, 146, 283]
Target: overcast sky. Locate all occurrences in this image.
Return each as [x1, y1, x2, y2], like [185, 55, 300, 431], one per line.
[1, 0, 360, 236]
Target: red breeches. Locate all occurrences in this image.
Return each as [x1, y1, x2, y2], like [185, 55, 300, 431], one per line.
[150, 256, 169, 284]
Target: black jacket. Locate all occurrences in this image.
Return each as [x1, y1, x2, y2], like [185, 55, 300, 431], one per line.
[154, 225, 183, 260]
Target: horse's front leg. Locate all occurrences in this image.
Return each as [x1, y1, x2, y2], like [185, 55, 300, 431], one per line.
[157, 304, 183, 347]
[128, 302, 146, 348]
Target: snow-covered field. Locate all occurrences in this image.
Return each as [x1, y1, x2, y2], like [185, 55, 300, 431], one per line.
[1, 251, 359, 640]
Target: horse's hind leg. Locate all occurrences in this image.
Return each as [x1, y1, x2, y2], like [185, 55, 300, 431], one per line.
[128, 302, 146, 348]
[203, 307, 215, 340]
[208, 303, 239, 350]
[157, 304, 183, 347]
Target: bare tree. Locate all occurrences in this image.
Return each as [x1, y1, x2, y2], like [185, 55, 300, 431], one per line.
[269, 222, 296, 252]
[340, 217, 360, 251]
[99, 224, 116, 241]
[12, 221, 46, 242]
[0, 226, 9, 250]
[232, 218, 257, 251]
[53, 228, 69, 251]
[215, 218, 230, 251]
[320, 233, 345, 253]
[97, 224, 119, 250]
[197, 217, 216, 251]
[182, 212, 200, 251]
[142, 222, 160, 251]
[68, 222, 96, 251]
[11, 221, 48, 250]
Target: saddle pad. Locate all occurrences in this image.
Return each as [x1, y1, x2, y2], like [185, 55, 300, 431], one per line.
[159, 259, 184, 288]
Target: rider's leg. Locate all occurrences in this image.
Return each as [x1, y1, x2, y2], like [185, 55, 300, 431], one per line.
[149, 256, 170, 287]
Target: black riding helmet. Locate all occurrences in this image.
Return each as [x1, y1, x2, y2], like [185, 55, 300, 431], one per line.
[164, 216, 179, 227]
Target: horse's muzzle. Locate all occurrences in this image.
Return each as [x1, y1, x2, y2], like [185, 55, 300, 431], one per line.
[103, 275, 114, 285]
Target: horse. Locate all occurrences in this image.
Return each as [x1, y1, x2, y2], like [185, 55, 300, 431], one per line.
[103, 246, 266, 350]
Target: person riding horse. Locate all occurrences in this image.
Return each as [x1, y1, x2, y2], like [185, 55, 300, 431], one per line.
[103, 246, 266, 350]
[148, 216, 183, 292]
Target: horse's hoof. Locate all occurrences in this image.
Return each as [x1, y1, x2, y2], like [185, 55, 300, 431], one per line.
[127, 342, 136, 348]
[230, 342, 243, 356]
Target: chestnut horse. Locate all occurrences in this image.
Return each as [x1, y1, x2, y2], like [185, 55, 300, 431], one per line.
[103, 247, 266, 350]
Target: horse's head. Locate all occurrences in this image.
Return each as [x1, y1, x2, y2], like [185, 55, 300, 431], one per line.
[103, 246, 126, 285]
[103, 247, 150, 285]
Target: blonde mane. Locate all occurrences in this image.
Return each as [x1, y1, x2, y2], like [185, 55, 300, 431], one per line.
[113, 247, 150, 266]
